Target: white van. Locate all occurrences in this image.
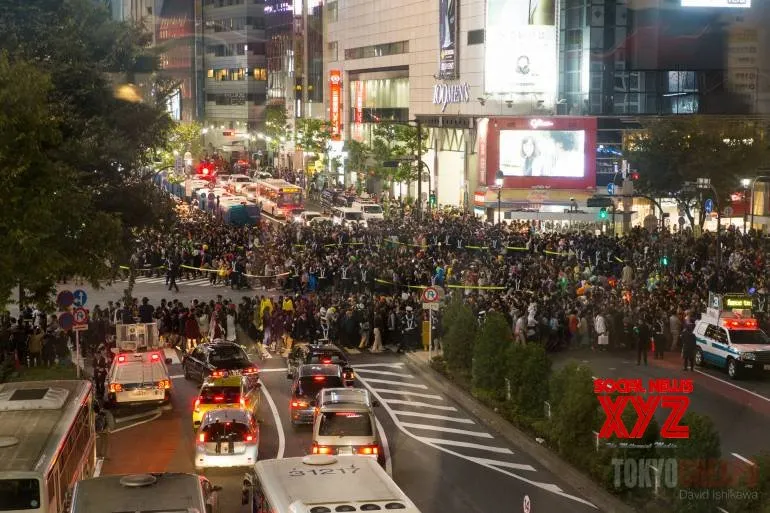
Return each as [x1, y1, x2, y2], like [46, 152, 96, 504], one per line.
[352, 201, 384, 221]
[106, 351, 173, 406]
[331, 207, 367, 228]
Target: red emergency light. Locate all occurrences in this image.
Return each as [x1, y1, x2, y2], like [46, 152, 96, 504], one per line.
[723, 318, 758, 329]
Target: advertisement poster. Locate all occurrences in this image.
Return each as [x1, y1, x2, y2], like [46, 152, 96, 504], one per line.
[499, 129, 585, 177]
[485, 0, 556, 102]
[439, 0, 458, 79]
[329, 70, 342, 141]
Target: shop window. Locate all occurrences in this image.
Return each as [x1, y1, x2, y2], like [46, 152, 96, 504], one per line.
[344, 41, 409, 60]
[253, 68, 267, 81]
[207, 69, 214, 78]
[327, 41, 338, 61]
[327, 1, 338, 22]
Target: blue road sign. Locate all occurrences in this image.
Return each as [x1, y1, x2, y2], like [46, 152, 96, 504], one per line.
[58, 312, 74, 331]
[73, 289, 88, 307]
[704, 198, 714, 214]
[607, 183, 615, 196]
[56, 290, 74, 309]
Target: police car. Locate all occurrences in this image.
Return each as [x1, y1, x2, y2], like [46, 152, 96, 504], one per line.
[694, 293, 770, 379]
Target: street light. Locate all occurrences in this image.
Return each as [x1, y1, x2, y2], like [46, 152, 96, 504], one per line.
[495, 170, 504, 224]
[697, 177, 721, 292]
[741, 178, 751, 234]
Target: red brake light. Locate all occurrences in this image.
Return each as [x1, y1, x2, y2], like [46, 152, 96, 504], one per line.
[291, 400, 308, 408]
[213, 395, 225, 402]
[117, 355, 126, 363]
[313, 376, 326, 382]
[243, 367, 258, 375]
[194, 398, 200, 410]
[202, 168, 209, 175]
[245, 434, 254, 442]
[322, 359, 332, 364]
[109, 383, 122, 393]
[239, 396, 246, 408]
[198, 433, 206, 443]
[151, 353, 160, 361]
[157, 380, 170, 389]
[357, 445, 379, 455]
[312, 444, 332, 455]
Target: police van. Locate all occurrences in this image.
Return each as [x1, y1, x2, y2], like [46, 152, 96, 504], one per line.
[694, 293, 770, 379]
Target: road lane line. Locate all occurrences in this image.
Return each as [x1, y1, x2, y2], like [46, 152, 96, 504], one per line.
[110, 411, 162, 433]
[354, 369, 415, 378]
[258, 367, 288, 373]
[374, 416, 392, 477]
[355, 363, 405, 368]
[259, 379, 285, 459]
[169, 374, 185, 379]
[385, 399, 457, 411]
[391, 410, 474, 423]
[357, 375, 597, 509]
[93, 457, 104, 477]
[694, 369, 770, 403]
[401, 422, 493, 438]
[732, 453, 756, 466]
[113, 409, 163, 424]
[373, 389, 443, 400]
[362, 378, 428, 389]
[416, 437, 511, 453]
[468, 457, 537, 472]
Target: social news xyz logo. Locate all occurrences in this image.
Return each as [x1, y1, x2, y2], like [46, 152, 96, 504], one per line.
[594, 378, 693, 439]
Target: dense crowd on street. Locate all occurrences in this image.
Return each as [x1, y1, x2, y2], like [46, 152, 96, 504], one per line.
[4, 193, 770, 372]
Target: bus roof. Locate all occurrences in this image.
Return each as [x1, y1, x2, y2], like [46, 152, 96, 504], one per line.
[258, 179, 301, 190]
[0, 380, 92, 473]
[71, 473, 205, 513]
[255, 455, 419, 512]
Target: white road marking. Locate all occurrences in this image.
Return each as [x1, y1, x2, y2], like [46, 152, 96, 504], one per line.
[357, 375, 597, 509]
[113, 409, 164, 424]
[385, 399, 458, 411]
[374, 416, 392, 477]
[164, 348, 181, 364]
[259, 367, 288, 373]
[373, 389, 443, 400]
[110, 411, 162, 433]
[169, 374, 185, 379]
[402, 423, 492, 438]
[362, 378, 428, 389]
[355, 363, 405, 368]
[694, 369, 770, 403]
[391, 410, 474, 424]
[717, 508, 730, 513]
[94, 457, 104, 477]
[417, 437, 511, 453]
[354, 369, 415, 378]
[259, 378, 285, 459]
[732, 453, 756, 466]
[469, 457, 536, 472]
[347, 348, 361, 354]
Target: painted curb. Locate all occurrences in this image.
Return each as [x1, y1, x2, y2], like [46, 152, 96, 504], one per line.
[402, 352, 638, 513]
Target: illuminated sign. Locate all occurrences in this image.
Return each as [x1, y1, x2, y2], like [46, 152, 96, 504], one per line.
[354, 81, 364, 123]
[432, 83, 471, 112]
[329, 70, 342, 141]
[438, 0, 458, 79]
[681, 0, 750, 7]
[724, 296, 753, 309]
[529, 119, 554, 129]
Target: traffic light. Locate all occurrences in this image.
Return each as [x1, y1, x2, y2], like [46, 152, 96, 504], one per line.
[661, 256, 669, 266]
[630, 171, 640, 181]
[599, 207, 608, 220]
[429, 192, 437, 208]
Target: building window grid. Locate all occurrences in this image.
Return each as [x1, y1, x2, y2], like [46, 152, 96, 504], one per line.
[207, 67, 265, 81]
[344, 41, 409, 60]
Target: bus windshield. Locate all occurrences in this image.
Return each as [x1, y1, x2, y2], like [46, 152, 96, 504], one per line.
[277, 192, 302, 206]
[0, 479, 41, 511]
[344, 212, 364, 221]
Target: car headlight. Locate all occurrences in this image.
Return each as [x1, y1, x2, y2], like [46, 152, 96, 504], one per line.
[742, 352, 756, 361]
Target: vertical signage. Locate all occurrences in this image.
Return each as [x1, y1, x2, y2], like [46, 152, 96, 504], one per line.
[438, 0, 458, 79]
[329, 70, 342, 141]
[354, 81, 364, 123]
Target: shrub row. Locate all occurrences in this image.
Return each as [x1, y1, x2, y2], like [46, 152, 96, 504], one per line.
[436, 298, 768, 512]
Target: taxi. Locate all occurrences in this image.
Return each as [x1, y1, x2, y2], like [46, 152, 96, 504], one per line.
[694, 292, 770, 379]
[192, 375, 262, 429]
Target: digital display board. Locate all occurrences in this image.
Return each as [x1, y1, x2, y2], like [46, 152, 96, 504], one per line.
[499, 129, 585, 178]
[681, 0, 750, 7]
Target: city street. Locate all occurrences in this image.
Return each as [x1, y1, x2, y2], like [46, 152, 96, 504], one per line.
[100, 349, 600, 513]
[552, 348, 770, 464]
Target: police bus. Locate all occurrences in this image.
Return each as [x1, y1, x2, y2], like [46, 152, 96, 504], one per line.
[0, 380, 96, 513]
[242, 455, 421, 513]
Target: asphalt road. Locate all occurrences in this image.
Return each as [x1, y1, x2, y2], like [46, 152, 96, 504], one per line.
[99, 348, 601, 513]
[551, 348, 770, 465]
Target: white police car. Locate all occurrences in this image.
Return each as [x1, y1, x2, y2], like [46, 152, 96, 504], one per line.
[694, 301, 770, 379]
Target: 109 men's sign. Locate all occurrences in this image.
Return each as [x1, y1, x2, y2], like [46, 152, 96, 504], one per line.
[433, 82, 471, 112]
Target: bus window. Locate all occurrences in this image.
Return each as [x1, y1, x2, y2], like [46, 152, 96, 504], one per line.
[277, 192, 301, 207]
[0, 478, 41, 511]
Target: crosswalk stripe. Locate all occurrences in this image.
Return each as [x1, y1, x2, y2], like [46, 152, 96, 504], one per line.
[354, 369, 414, 378]
[355, 363, 405, 369]
[468, 457, 536, 472]
[401, 422, 492, 438]
[346, 348, 361, 354]
[385, 399, 457, 411]
[373, 389, 443, 400]
[391, 410, 474, 424]
[417, 437, 514, 454]
[362, 378, 427, 389]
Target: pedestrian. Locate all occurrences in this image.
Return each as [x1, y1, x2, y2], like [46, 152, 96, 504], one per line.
[681, 324, 696, 371]
[636, 317, 650, 366]
[653, 316, 666, 359]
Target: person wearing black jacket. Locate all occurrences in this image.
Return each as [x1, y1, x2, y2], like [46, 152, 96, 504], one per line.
[681, 324, 697, 371]
[138, 298, 154, 323]
[636, 317, 650, 366]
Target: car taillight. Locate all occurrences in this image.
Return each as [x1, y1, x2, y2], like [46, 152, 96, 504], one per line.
[151, 353, 160, 361]
[214, 395, 225, 402]
[357, 445, 379, 456]
[322, 359, 332, 364]
[198, 433, 206, 443]
[117, 355, 126, 363]
[239, 396, 246, 408]
[194, 398, 201, 411]
[291, 400, 308, 408]
[211, 370, 225, 378]
[109, 383, 122, 393]
[312, 444, 332, 455]
[157, 380, 170, 389]
[245, 434, 255, 442]
[313, 376, 326, 382]
[242, 367, 258, 375]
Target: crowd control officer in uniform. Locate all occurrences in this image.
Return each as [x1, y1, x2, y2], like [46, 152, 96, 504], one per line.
[681, 323, 697, 371]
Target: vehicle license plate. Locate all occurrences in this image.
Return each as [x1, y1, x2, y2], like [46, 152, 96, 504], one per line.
[337, 447, 354, 455]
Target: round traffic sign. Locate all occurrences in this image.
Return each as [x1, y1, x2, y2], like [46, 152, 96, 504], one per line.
[56, 290, 74, 309]
[704, 198, 714, 214]
[58, 312, 74, 331]
[523, 494, 531, 513]
[73, 289, 88, 307]
[723, 206, 734, 217]
[421, 287, 439, 303]
[73, 308, 88, 324]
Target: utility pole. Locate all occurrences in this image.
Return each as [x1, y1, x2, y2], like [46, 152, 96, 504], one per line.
[416, 119, 423, 220]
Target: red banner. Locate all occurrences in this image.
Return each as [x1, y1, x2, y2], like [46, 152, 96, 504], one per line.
[329, 70, 342, 141]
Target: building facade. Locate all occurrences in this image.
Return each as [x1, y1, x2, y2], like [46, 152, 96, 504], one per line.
[325, 0, 769, 219]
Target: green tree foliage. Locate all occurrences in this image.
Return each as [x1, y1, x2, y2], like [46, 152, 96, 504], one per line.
[506, 343, 550, 417]
[370, 123, 429, 192]
[265, 104, 290, 150]
[440, 296, 477, 380]
[471, 312, 511, 398]
[156, 121, 205, 169]
[295, 118, 332, 155]
[0, 0, 174, 307]
[343, 139, 371, 174]
[626, 117, 770, 226]
[547, 363, 599, 462]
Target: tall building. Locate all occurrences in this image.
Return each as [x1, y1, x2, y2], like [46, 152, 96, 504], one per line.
[325, 0, 769, 219]
[156, 0, 197, 122]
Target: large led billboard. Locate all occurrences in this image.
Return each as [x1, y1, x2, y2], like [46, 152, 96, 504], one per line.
[485, 0, 556, 103]
[499, 130, 585, 178]
[438, 0, 458, 79]
[681, 0, 750, 7]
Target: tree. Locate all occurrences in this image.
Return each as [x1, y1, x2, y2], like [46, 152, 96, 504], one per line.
[0, 0, 174, 308]
[440, 296, 477, 380]
[471, 312, 512, 399]
[156, 121, 205, 170]
[370, 122, 429, 195]
[295, 118, 332, 155]
[506, 343, 550, 418]
[626, 117, 770, 227]
[265, 104, 290, 151]
[343, 139, 372, 188]
[547, 363, 599, 463]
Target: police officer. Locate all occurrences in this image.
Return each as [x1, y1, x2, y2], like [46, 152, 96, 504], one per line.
[653, 315, 666, 359]
[681, 323, 697, 371]
[636, 317, 650, 366]
[93, 345, 109, 400]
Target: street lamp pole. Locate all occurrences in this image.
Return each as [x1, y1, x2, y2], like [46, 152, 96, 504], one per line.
[416, 119, 423, 220]
[741, 178, 751, 234]
[697, 178, 721, 292]
[495, 170, 504, 224]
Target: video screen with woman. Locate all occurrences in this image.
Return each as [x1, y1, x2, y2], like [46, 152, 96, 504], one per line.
[499, 129, 585, 178]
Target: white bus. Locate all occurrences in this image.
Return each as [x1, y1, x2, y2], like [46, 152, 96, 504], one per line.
[0, 380, 96, 513]
[242, 455, 421, 513]
[252, 179, 303, 218]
